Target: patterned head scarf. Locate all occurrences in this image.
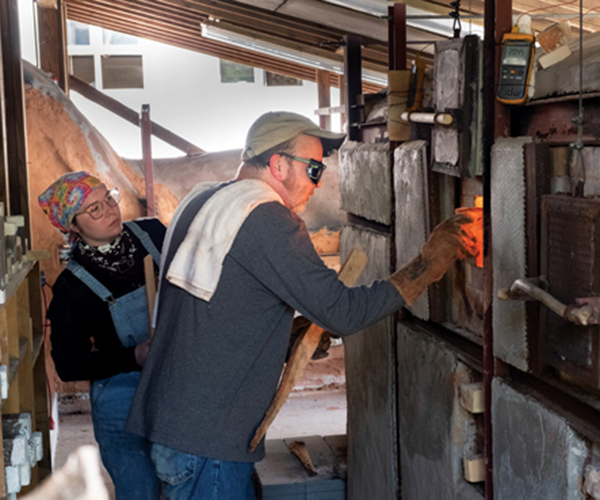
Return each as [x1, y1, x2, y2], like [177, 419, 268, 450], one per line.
[38, 171, 103, 234]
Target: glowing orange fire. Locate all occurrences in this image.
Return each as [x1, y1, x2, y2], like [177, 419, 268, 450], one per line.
[456, 196, 484, 267]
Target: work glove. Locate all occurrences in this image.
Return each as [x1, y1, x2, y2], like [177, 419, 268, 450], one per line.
[389, 212, 481, 305]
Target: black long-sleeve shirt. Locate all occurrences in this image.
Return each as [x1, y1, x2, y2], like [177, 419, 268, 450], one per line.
[47, 218, 166, 382]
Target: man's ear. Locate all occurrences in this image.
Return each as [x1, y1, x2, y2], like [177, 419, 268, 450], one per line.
[69, 221, 80, 235]
[268, 154, 284, 182]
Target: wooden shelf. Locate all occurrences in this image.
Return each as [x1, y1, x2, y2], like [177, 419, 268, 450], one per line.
[0, 262, 33, 307]
[7, 338, 29, 388]
[32, 333, 43, 365]
[0, 262, 51, 496]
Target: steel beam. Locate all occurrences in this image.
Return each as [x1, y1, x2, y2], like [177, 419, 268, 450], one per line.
[513, 98, 600, 145]
[343, 34, 362, 142]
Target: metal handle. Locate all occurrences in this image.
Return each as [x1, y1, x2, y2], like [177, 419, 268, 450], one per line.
[498, 277, 597, 326]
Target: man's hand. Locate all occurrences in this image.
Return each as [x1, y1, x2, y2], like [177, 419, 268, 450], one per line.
[134, 339, 152, 367]
[389, 213, 480, 305]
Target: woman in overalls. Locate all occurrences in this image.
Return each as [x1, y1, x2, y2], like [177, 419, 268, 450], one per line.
[39, 172, 165, 499]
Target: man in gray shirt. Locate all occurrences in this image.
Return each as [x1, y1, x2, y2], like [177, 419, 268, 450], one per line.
[127, 111, 478, 500]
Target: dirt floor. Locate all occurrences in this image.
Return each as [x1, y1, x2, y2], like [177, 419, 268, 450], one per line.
[52, 344, 347, 498]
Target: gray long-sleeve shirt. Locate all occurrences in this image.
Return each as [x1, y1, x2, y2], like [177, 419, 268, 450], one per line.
[127, 184, 404, 462]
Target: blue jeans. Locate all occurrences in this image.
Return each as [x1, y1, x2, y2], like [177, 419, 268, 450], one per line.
[90, 371, 162, 500]
[151, 443, 255, 500]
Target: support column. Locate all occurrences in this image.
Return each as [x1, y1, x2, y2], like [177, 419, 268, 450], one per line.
[343, 35, 361, 142]
[316, 69, 331, 131]
[0, 0, 30, 238]
[483, 0, 512, 497]
[37, 0, 69, 93]
[140, 104, 155, 217]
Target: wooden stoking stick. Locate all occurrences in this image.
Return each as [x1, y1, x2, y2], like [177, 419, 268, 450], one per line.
[248, 248, 368, 452]
[143, 254, 157, 338]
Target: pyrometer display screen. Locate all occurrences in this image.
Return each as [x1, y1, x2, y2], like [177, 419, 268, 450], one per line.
[502, 41, 531, 66]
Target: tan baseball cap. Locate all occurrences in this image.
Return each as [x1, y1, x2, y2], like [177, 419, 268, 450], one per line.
[242, 111, 346, 162]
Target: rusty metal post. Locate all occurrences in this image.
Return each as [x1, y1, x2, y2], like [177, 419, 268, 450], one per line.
[388, 5, 408, 497]
[343, 34, 361, 142]
[390, 3, 407, 71]
[140, 104, 155, 217]
[482, 0, 496, 498]
[483, 0, 513, 497]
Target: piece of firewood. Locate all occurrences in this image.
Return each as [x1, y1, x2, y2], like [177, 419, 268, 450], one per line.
[143, 254, 157, 338]
[459, 382, 484, 414]
[248, 248, 368, 452]
[464, 455, 485, 483]
[288, 440, 318, 477]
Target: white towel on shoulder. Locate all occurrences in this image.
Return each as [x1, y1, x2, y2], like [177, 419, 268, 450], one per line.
[166, 179, 284, 301]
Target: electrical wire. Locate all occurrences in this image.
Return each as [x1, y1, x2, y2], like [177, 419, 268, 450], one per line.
[515, 0, 580, 26]
[562, 4, 600, 25]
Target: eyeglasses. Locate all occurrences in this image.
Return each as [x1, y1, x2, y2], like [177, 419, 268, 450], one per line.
[75, 188, 120, 220]
[278, 152, 327, 185]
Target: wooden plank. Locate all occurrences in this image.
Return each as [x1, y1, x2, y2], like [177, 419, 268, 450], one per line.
[255, 439, 307, 489]
[143, 254, 156, 339]
[316, 70, 331, 131]
[283, 436, 346, 479]
[17, 278, 31, 346]
[459, 382, 485, 414]
[4, 372, 20, 414]
[0, 311, 8, 367]
[248, 248, 368, 453]
[0, 413, 6, 496]
[464, 455, 485, 483]
[32, 353, 51, 483]
[18, 350, 35, 415]
[6, 298, 19, 360]
[37, 6, 62, 86]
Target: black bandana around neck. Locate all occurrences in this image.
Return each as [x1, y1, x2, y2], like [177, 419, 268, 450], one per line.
[75, 229, 142, 282]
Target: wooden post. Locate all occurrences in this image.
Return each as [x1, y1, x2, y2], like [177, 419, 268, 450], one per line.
[37, 0, 68, 93]
[316, 70, 331, 131]
[140, 105, 155, 217]
[0, 0, 31, 241]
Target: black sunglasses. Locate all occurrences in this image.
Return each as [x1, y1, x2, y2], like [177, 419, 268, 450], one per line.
[278, 152, 327, 185]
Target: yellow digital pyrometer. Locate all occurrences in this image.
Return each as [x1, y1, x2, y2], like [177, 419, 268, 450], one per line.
[496, 32, 535, 105]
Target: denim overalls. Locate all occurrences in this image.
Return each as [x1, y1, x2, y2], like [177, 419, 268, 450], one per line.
[66, 221, 162, 500]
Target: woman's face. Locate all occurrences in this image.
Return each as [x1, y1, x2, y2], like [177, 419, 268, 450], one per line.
[69, 185, 123, 247]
